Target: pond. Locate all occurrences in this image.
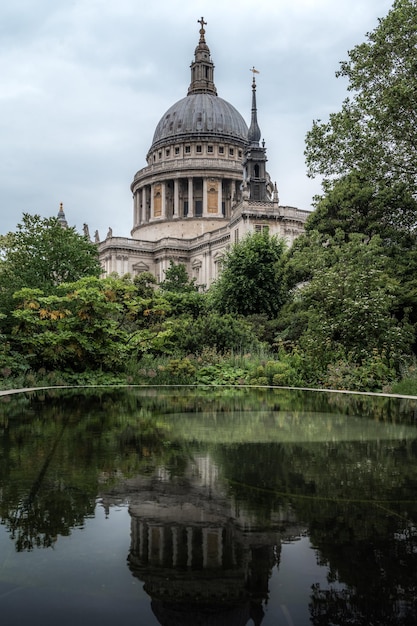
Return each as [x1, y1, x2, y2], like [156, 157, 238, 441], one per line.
[0, 385, 417, 625]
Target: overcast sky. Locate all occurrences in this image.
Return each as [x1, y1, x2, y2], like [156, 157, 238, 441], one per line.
[0, 0, 393, 238]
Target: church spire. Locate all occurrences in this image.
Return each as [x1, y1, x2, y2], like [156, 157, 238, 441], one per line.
[242, 70, 270, 202]
[57, 202, 68, 228]
[248, 68, 261, 145]
[187, 17, 217, 96]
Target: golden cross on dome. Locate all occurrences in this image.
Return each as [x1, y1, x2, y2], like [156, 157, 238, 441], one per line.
[198, 16, 207, 30]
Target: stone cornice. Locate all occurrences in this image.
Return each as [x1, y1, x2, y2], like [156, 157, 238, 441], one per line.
[148, 132, 248, 155]
[228, 202, 309, 227]
[131, 157, 243, 188]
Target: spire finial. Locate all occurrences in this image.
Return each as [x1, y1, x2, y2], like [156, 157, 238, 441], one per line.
[198, 16, 207, 42]
[250, 66, 260, 87]
[248, 68, 261, 145]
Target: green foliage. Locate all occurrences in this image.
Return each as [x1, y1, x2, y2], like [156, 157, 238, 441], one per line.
[157, 262, 206, 317]
[165, 357, 196, 378]
[159, 290, 207, 318]
[133, 271, 157, 298]
[11, 278, 127, 372]
[305, 0, 417, 196]
[166, 312, 261, 355]
[304, 173, 417, 333]
[0, 213, 101, 331]
[159, 261, 199, 293]
[324, 351, 397, 392]
[247, 353, 304, 387]
[9, 275, 173, 372]
[195, 363, 247, 385]
[278, 232, 413, 384]
[307, 172, 417, 243]
[209, 231, 287, 318]
[390, 362, 417, 396]
[0, 317, 29, 379]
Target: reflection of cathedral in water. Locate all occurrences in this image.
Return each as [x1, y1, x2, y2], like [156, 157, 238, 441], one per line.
[103, 454, 305, 626]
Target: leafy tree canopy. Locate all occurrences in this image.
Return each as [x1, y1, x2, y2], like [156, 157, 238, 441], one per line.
[279, 231, 413, 372]
[10, 274, 174, 372]
[159, 262, 199, 293]
[306, 171, 417, 244]
[0, 213, 101, 327]
[305, 0, 417, 197]
[301, 173, 417, 329]
[209, 231, 287, 318]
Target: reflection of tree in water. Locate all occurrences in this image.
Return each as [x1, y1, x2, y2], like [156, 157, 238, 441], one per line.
[213, 438, 417, 623]
[8, 416, 92, 550]
[1, 400, 95, 551]
[0, 389, 173, 551]
[1, 386, 417, 623]
[307, 500, 417, 625]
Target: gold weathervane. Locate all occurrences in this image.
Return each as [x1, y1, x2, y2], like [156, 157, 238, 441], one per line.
[250, 66, 260, 74]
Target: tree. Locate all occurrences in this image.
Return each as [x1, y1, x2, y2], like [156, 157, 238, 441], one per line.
[158, 261, 207, 318]
[306, 171, 417, 243]
[209, 231, 287, 318]
[303, 173, 417, 331]
[159, 261, 198, 293]
[278, 232, 413, 385]
[305, 0, 417, 200]
[0, 213, 101, 329]
[10, 274, 174, 372]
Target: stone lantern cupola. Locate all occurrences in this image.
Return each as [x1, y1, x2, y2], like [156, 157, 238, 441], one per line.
[187, 17, 217, 96]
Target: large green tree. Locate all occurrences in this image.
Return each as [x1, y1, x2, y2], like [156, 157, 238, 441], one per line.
[158, 261, 206, 318]
[299, 173, 417, 335]
[159, 261, 198, 294]
[10, 275, 174, 372]
[209, 231, 287, 318]
[306, 172, 417, 244]
[0, 213, 101, 329]
[278, 232, 413, 386]
[305, 0, 417, 200]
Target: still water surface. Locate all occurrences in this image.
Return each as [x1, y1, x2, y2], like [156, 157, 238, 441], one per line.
[0, 385, 417, 625]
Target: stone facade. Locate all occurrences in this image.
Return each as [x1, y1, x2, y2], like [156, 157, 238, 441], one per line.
[98, 19, 309, 287]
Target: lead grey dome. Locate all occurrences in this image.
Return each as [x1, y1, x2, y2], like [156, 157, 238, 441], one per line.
[149, 93, 249, 152]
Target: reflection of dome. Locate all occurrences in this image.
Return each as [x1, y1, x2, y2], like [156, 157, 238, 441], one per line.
[150, 94, 249, 152]
[151, 599, 262, 626]
[121, 457, 282, 626]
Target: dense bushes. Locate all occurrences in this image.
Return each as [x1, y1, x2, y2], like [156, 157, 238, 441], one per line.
[1, 223, 417, 393]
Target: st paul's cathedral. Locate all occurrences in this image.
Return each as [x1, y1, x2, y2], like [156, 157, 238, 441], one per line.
[94, 18, 309, 286]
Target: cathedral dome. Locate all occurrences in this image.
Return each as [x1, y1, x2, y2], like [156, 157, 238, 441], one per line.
[150, 93, 249, 152]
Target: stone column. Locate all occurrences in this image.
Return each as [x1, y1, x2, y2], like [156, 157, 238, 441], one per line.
[161, 182, 166, 219]
[133, 191, 138, 226]
[203, 528, 223, 568]
[116, 254, 129, 275]
[188, 177, 193, 217]
[173, 179, 179, 218]
[172, 526, 178, 567]
[150, 183, 154, 220]
[202, 178, 208, 217]
[139, 521, 145, 558]
[141, 188, 146, 224]
[186, 526, 193, 567]
[218, 180, 223, 216]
